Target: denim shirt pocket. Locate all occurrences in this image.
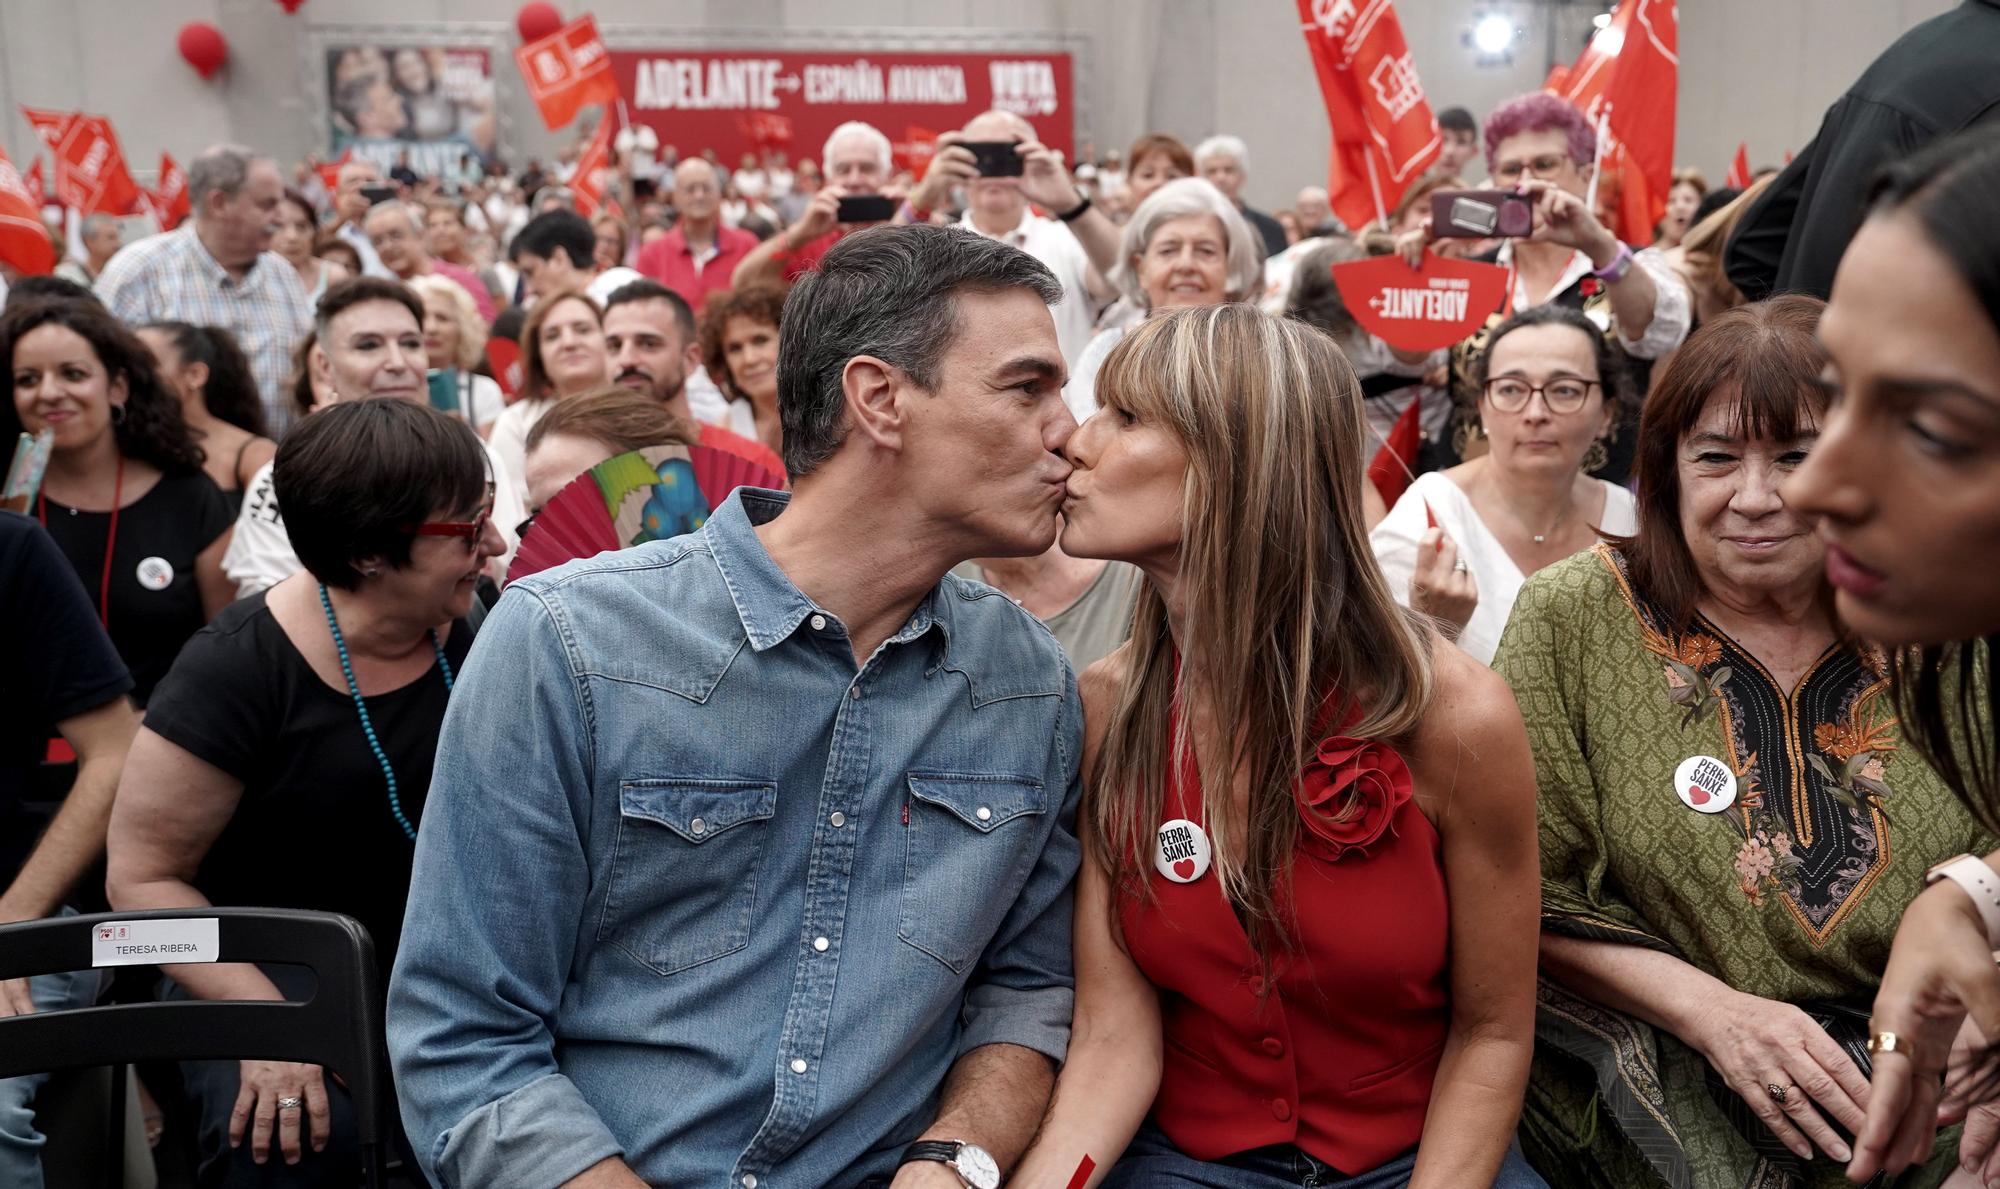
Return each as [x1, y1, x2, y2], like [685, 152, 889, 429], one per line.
[898, 773, 1046, 975]
[597, 778, 777, 976]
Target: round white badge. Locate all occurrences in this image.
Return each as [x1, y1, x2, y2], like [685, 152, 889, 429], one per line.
[134, 556, 175, 591]
[1155, 818, 1212, 884]
[1675, 754, 1737, 814]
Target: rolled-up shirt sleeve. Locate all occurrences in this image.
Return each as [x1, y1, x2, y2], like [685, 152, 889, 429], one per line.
[1619, 247, 1692, 360]
[387, 586, 624, 1188]
[955, 661, 1084, 1065]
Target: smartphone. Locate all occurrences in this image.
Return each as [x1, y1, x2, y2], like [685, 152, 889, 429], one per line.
[1431, 189, 1533, 238]
[837, 195, 898, 223]
[360, 184, 399, 206]
[2, 427, 54, 514]
[426, 369, 462, 416]
[962, 140, 1025, 178]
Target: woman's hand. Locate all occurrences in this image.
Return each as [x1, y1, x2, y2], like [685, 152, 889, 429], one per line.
[229, 1059, 331, 1165]
[1848, 878, 2000, 1181]
[1394, 217, 1434, 269]
[1409, 527, 1478, 637]
[1687, 989, 1871, 1162]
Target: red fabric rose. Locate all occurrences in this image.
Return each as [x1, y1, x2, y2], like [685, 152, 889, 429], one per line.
[1297, 735, 1414, 862]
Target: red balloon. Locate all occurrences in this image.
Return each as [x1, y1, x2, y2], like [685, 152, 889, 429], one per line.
[177, 21, 228, 80]
[274, 0, 306, 12]
[516, 2, 563, 42]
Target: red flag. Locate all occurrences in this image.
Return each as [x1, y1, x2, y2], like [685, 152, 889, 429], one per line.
[1297, 0, 1441, 232]
[1368, 392, 1424, 507]
[1726, 142, 1751, 189]
[155, 152, 191, 227]
[1554, 0, 1677, 245]
[0, 148, 56, 275]
[739, 113, 795, 151]
[21, 107, 143, 217]
[1542, 64, 1573, 95]
[892, 125, 941, 176]
[571, 117, 615, 217]
[486, 337, 523, 402]
[23, 159, 43, 206]
[514, 14, 620, 130]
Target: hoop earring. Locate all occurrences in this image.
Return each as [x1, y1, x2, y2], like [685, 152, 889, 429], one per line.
[1582, 436, 1610, 475]
[109, 403, 127, 426]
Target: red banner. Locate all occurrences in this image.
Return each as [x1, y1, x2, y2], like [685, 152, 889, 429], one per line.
[1332, 253, 1510, 353]
[515, 14, 620, 130]
[20, 107, 143, 216]
[24, 160, 43, 206]
[1553, 0, 1677, 245]
[611, 50, 1073, 168]
[572, 117, 615, 216]
[1296, 0, 1441, 232]
[0, 148, 54, 275]
[153, 151, 191, 228]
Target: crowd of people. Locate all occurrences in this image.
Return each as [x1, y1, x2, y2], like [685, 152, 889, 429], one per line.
[4, 3, 2000, 1186]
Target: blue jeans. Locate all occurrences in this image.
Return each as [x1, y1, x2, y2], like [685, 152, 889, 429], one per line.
[1104, 1120, 1550, 1188]
[0, 912, 109, 1189]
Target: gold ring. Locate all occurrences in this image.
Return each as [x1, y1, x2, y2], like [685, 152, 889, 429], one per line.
[1867, 1031, 1908, 1057]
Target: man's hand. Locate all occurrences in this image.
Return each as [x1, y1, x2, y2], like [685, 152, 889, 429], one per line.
[786, 188, 841, 249]
[0, 976, 35, 1018]
[1518, 179, 1620, 268]
[1016, 142, 1082, 216]
[910, 133, 978, 215]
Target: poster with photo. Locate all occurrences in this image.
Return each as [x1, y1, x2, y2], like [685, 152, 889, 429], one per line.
[327, 45, 497, 181]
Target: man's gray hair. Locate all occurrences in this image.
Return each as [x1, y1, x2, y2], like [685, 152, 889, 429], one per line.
[1193, 134, 1249, 172]
[1111, 177, 1265, 308]
[821, 120, 892, 176]
[187, 144, 264, 210]
[777, 224, 1061, 478]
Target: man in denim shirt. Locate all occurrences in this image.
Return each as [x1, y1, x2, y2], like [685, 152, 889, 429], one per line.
[389, 224, 1083, 1189]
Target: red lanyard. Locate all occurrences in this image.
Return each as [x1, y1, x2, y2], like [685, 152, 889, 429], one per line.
[38, 454, 124, 631]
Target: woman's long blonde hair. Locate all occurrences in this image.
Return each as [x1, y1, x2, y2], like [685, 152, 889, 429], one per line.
[1088, 304, 1435, 958]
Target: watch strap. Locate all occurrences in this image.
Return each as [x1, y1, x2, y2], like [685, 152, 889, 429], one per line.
[1590, 240, 1634, 283]
[1928, 854, 2000, 946]
[900, 1139, 961, 1167]
[1057, 194, 1093, 223]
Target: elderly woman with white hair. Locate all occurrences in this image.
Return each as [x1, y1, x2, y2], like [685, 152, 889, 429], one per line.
[407, 274, 504, 435]
[1063, 177, 1264, 422]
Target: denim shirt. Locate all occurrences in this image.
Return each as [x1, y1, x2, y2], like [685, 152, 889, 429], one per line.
[388, 488, 1082, 1188]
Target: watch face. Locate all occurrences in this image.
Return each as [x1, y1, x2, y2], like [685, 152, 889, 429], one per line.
[952, 1145, 1001, 1189]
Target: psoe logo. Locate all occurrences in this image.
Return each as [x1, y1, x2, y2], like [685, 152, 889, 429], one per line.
[988, 60, 1058, 117]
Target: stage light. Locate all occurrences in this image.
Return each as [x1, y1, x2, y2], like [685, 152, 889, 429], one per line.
[1473, 13, 1518, 55]
[1592, 11, 1613, 29]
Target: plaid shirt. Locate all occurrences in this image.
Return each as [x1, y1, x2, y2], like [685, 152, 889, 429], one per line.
[96, 227, 313, 434]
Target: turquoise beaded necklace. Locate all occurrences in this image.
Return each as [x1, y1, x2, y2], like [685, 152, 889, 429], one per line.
[319, 583, 454, 842]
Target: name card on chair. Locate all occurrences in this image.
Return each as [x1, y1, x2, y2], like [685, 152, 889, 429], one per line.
[91, 918, 220, 967]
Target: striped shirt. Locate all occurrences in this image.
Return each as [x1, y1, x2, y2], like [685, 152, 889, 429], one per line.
[96, 227, 313, 434]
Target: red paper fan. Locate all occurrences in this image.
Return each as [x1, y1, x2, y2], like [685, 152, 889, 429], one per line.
[507, 443, 783, 584]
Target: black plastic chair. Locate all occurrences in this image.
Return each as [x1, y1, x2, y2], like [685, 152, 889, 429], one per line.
[0, 908, 389, 1189]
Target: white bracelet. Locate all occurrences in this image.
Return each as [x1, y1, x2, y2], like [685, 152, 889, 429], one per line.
[1925, 854, 2000, 948]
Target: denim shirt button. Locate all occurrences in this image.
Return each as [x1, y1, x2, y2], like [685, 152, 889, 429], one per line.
[829, 811, 846, 827]
[848, 686, 861, 699]
[690, 817, 706, 835]
[813, 936, 829, 952]
[975, 806, 992, 822]
[809, 614, 826, 631]
[790, 1058, 808, 1074]
[742, 1177, 758, 1189]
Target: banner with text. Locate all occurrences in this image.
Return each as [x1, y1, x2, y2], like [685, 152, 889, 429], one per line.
[612, 50, 1072, 167]
[328, 44, 497, 179]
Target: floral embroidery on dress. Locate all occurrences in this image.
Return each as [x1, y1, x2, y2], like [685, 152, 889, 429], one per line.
[1809, 688, 1899, 823]
[1732, 828, 1801, 906]
[1641, 623, 1732, 726]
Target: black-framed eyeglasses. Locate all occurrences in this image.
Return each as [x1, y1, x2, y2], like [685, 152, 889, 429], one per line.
[1482, 376, 1601, 415]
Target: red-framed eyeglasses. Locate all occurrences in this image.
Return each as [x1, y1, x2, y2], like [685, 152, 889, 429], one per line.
[409, 488, 496, 548]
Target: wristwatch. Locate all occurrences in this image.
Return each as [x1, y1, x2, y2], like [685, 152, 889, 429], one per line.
[1589, 240, 1635, 283]
[1925, 853, 2000, 946]
[899, 1140, 1001, 1189]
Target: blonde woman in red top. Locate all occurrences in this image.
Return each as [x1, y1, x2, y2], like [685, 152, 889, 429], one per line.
[1011, 304, 1544, 1188]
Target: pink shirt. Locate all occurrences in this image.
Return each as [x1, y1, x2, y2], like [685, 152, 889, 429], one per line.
[432, 259, 497, 323]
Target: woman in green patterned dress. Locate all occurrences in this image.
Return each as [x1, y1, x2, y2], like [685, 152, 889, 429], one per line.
[1493, 296, 1990, 1189]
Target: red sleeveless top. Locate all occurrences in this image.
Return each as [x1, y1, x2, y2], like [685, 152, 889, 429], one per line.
[1117, 709, 1450, 1173]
